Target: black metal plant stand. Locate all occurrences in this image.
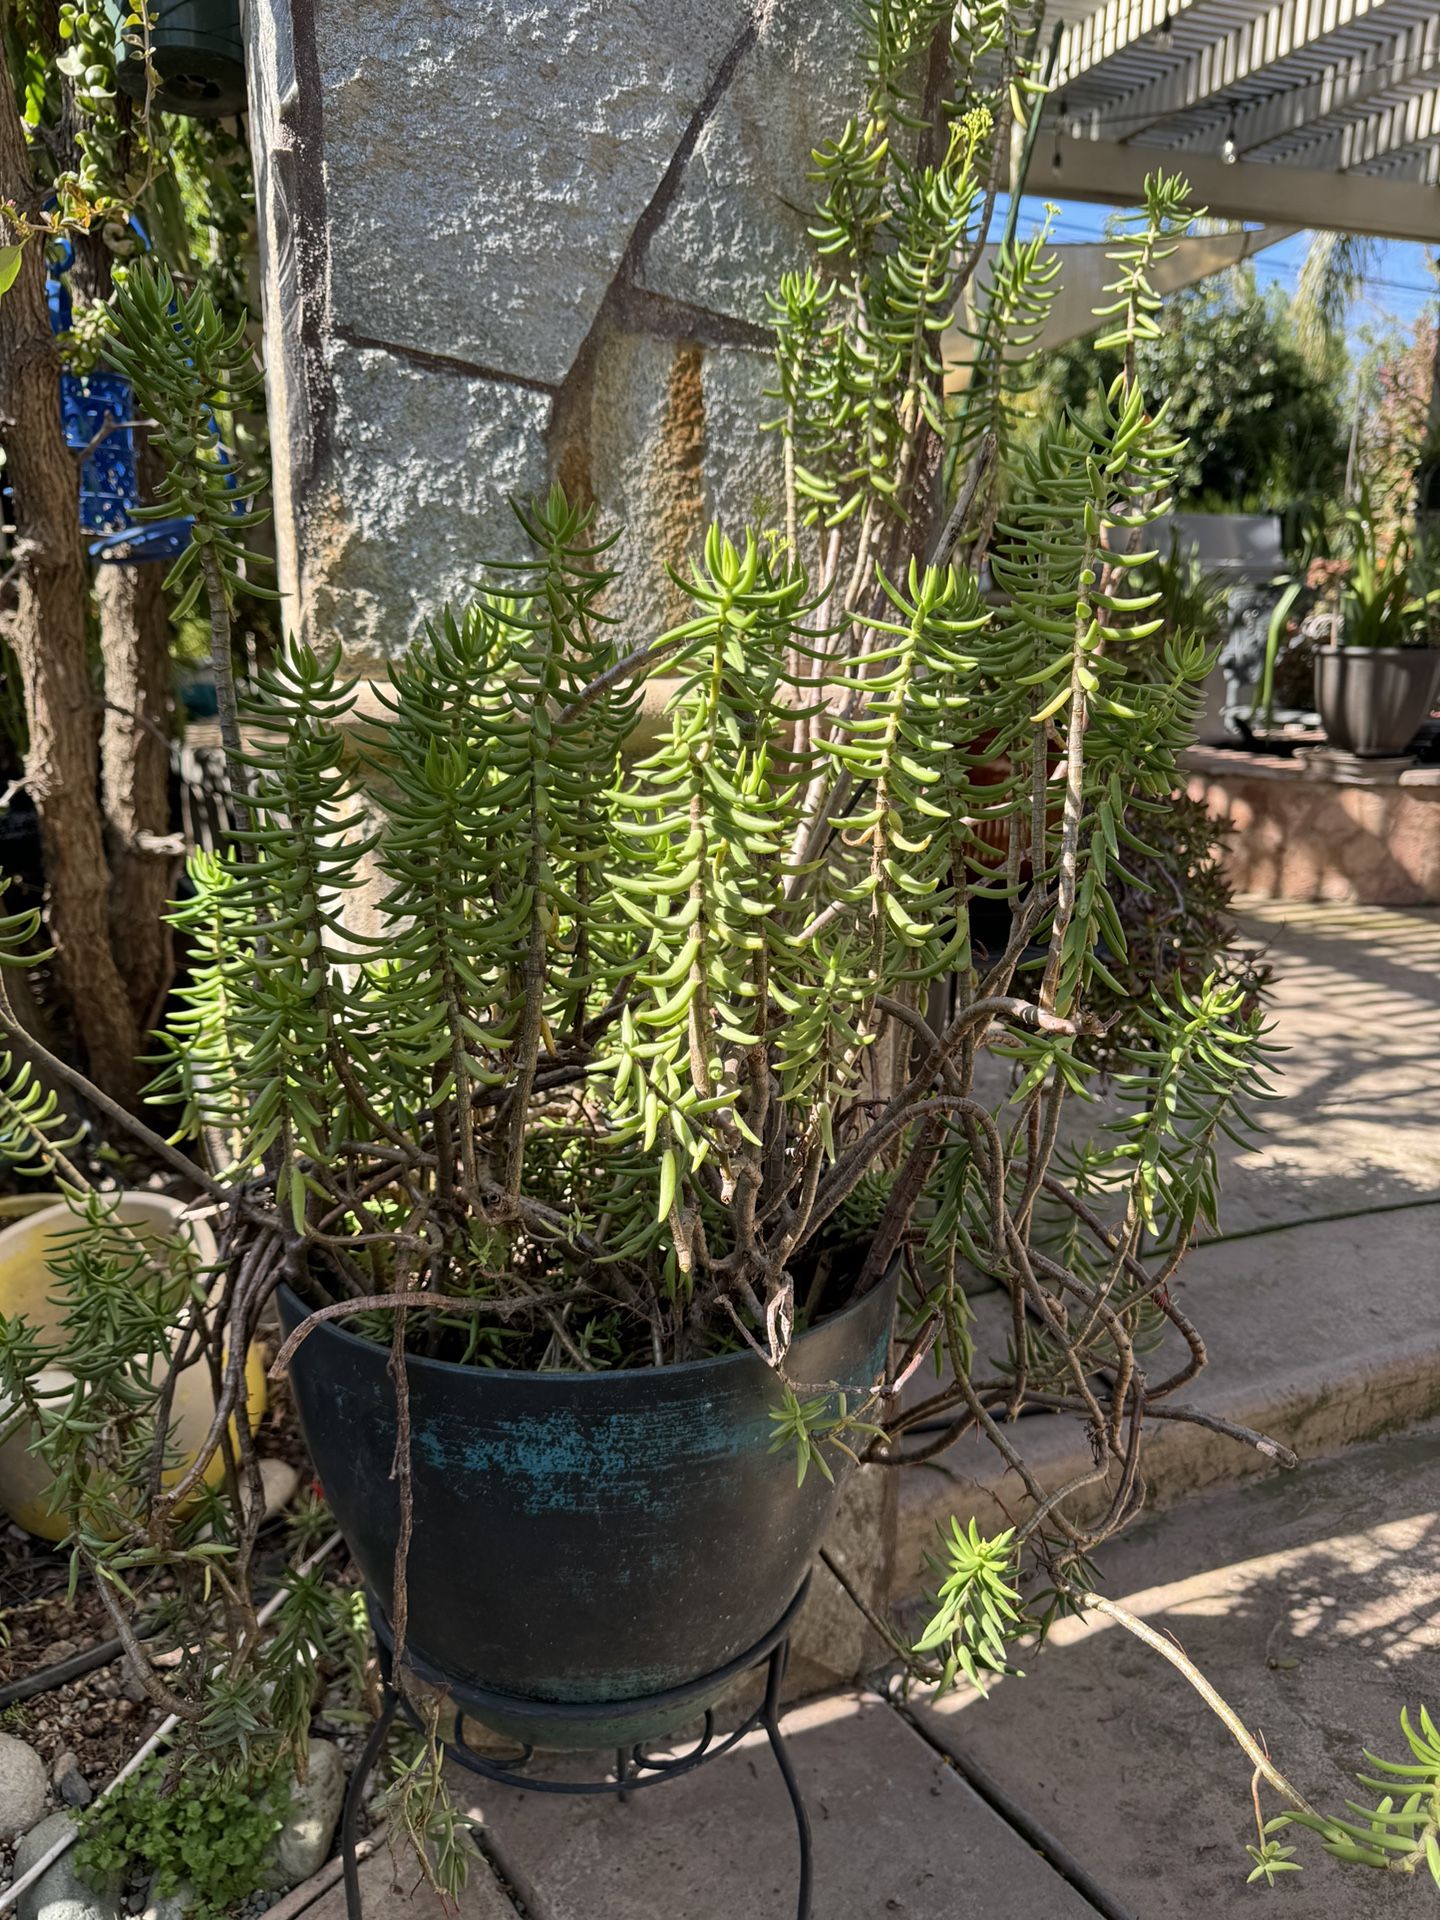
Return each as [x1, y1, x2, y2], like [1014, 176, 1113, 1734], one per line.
[340, 1575, 814, 1920]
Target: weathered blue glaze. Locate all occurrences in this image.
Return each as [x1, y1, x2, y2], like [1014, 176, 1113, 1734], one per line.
[278, 1275, 895, 1744]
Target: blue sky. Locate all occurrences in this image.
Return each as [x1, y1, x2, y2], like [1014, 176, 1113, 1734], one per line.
[1002, 193, 1437, 346]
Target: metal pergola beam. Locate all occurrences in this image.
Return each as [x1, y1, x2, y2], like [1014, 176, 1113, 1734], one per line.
[1282, 79, 1440, 172]
[1055, 0, 1208, 89]
[1382, 138, 1440, 186]
[1165, 12, 1440, 158]
[1026, 135, 1440, 242]
[1056, 0, 1391, 95]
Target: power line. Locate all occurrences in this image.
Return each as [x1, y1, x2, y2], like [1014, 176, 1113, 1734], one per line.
[1002, 206, 1439, 297]
[1255, 259, 1437, 299]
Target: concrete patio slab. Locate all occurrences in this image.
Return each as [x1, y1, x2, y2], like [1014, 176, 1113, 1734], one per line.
[912, 1423, 1440, 1919]
[975, 899, 1440, 1242]
[303, 905, 1437, 1918]
[300, 1845, 521, 1920]
[455, 1689, 1100, 1919]
[897, 1198, 1440, 1579]
[1214, 902, 1440, 1234]
[947, 899, 1438, 1342]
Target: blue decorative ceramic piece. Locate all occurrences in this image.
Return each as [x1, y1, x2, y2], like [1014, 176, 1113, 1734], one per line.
[43, 231, 195, 564]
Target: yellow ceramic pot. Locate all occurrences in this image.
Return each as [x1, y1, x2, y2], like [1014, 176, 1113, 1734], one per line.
[0, 1191, 267, 1540]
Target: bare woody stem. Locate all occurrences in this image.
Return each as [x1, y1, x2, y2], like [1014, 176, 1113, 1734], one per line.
[199, 545, 252, 829]
[0, 986, 224, 1197]
[1067, 1585, 1320, 1819]
[268, 1290, 540, 1377]
[1038, 561, 1095, 1014]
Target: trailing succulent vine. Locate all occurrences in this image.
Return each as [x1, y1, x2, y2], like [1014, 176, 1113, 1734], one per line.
[0, 0, 1421, 1901]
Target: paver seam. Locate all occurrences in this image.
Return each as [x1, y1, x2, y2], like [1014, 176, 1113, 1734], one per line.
[896, 1333, 1440, 1583]
[1202, 1192, 1440, 1246]
[872, 1689, 1131, 1920]
[465, 1821, 533, 1919]
[283, 1838, 528, 1920]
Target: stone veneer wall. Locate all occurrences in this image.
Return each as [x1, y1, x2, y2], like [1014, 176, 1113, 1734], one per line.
[1184, 748, 1440, 906]
[240, 0, 862, 664]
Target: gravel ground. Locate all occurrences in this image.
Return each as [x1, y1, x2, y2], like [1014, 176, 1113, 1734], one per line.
[0, 1375, 344, 1899]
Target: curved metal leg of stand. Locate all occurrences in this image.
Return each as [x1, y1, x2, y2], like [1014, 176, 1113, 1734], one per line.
[342, 1687, 400, 1920]
[761, 1642, 813, 1920]
[344, 1595, 815, 1920]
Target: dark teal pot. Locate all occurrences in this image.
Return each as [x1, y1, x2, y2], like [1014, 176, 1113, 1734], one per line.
[278, 1273, 895, 1747]
[110, 0, 246, 119]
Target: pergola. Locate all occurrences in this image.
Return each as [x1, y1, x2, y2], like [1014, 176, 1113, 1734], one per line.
[1028, 0, 1440, 244]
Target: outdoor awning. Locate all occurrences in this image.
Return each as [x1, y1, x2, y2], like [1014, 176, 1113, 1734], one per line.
[1027, 0, 1440, 243]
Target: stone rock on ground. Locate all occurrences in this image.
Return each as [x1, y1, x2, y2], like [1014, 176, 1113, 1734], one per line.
[118, 1657, 149, 1705]
[0, 1732, 48, 1840]
[51, 1752, 91, 1812]
[12, 1812, 120, 1920]
[259, 1456, 300, 1519]
[140, 1881, 191, 1920]
[261, 1738, 345, 1889]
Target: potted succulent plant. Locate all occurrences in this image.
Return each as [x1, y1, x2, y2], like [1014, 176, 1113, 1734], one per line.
[1313, 488, 1440, 756]
[0, 6, 1333, 1907]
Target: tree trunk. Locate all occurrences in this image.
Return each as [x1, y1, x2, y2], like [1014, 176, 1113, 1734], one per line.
[0, 45, 143, 1105]
[1421, 317, 1440, 534]
[99, 438, 177, 1028]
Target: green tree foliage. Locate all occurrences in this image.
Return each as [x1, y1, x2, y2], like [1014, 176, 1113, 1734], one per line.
[1352, 313, 1439, 532]
[1046, 270, 1348, 515]
[1, 1, 253, 302]
[0, 4, 264, 1113]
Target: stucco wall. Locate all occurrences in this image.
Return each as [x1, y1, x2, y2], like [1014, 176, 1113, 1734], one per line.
[241, 0, 861, 664]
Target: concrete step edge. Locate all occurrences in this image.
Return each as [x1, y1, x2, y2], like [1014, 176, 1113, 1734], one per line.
[891, 1335, 1440, 1595]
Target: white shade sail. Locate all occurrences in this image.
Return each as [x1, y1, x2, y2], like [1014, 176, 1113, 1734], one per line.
[944, 222, 1297, 373]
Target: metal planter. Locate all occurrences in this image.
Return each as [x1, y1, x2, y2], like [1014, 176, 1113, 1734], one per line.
[111, 0, 246, 119]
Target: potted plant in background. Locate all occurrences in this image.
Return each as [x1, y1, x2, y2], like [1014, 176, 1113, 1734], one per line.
[3, 5, 1411, 1912]
[1313, 486, 1440, 756]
